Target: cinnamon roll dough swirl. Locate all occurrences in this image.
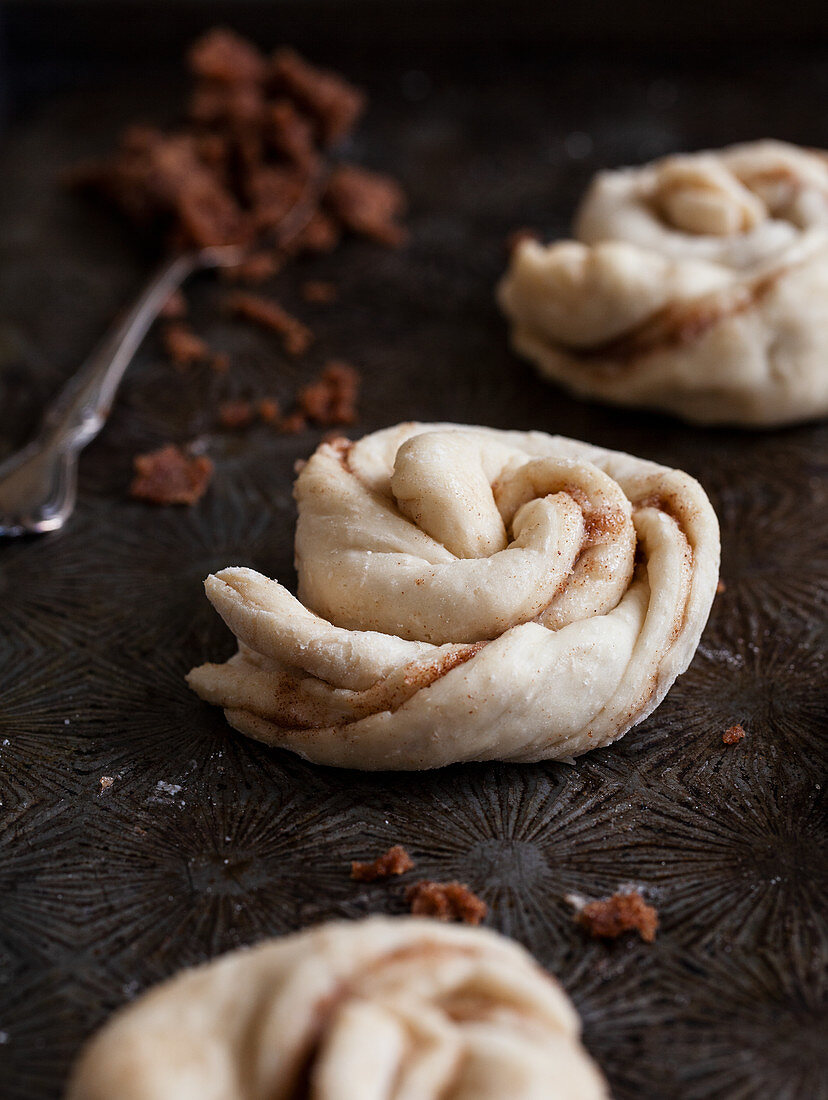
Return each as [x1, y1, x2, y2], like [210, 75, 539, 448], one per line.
[499, 141, 828, 426]
[187, 423, 719, 769]
[66, 917, 609, 1100]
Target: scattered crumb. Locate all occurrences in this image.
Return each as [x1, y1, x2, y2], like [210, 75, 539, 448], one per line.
[301, 279, 337, 303]
[405, 880, 487, 925]
[225, 292, 313, 355]
[218, 399, 256, 429]
[223, 250, 282, 284]
[571, 890, 658, 943]
[258, 396, 281, 423]
[161, 322, 212, 369]
[218, 396, 284, 429]
[297, 360, 359, 425]
[325, 163, 408, 247]
[723, 724, 746, 745]
[279, 410, 307, 434]
[159, 289, 188, 320]
[130, 444, 214, 505]
[716, 579, 727, 594]
[350, 844, 414, 882]
[71, 29, 402, 258]
[133, 825, 148, 837]
[99, 776, 114, 792]
[292, 209, 340, 253]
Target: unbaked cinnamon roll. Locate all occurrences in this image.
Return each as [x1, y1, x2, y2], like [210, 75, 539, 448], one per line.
[499, 141, 828, 426]
[187, 423, 719, 769]
[66, 917, 608, 1100]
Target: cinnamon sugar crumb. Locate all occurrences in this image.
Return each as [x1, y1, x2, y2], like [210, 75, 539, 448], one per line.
[218, 400, 256, 429]
[159, 289, 187, 320]
[297, 360, 359, 425]
[723, 724, 746, 745]
[301, 279, 338, 303]
[574, 890, 658, 943]
[130, 444, 214, 505]
[258, 397, 281, 423]
[279, 410, 307, 434]
[350, 845, 414, 882]
[99, 776, 114, 792]
[161, 322, 212, 369]
[225, 291, 312, 355]
[405, 880, 487, 925]
[716, 579, 727, 594]
[325, 164, 407, 247]
[224, 251, 282, 284]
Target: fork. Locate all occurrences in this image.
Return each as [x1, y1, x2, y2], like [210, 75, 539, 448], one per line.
[0, 244, 245, 537]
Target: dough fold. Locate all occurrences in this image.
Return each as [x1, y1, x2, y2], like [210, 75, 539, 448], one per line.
[187, 423, 719, 769]
[499, 140, 828, 426]
[66, 918, 609, 1100]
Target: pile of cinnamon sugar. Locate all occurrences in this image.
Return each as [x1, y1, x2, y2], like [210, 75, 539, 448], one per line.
[71, 29, 404, 503]
[71, 28, 406, 257]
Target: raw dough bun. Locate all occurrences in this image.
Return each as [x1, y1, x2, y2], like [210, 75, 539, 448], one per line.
[66, 917, 609, 1100]
[187, 422, 719, 769]
[499, 140, 828, 426]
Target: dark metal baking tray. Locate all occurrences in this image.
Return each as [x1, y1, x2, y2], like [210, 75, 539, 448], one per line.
[0, 24, 826, 1100]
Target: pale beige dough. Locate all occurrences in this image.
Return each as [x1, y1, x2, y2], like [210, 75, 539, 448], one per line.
[66, 917, 609, 1100]
[499, 140, 828, 426]
[187, 422, 719, 770]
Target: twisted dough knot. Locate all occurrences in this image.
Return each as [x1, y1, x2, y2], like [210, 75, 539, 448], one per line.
[499, 140, 828, 426]
[67, 918, 609, 1100]
[188, 423, 719, 770]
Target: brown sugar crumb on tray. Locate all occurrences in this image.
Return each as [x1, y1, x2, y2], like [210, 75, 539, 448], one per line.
[298, 361, 359, 425]
[257, 397, 281, 423]
[130, 444, 214, 505]
[159, 289, 188, 320]
[571, 890, 658, 944]
[405, 880, 487, 925]
[223, 251, 283, 284]
[224, 292, 313, 355]
[325, 164, 408, 247]
[70, 28, 407, 258]
[723, 723, 746, 745]
[218, 400, 257, 429]
[350, 845, 414, 883]
[161, 322, 212, 369]
[278, 411, 307, 434]
[301, 279, 338, 303]
[217, 397, 282, 430]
